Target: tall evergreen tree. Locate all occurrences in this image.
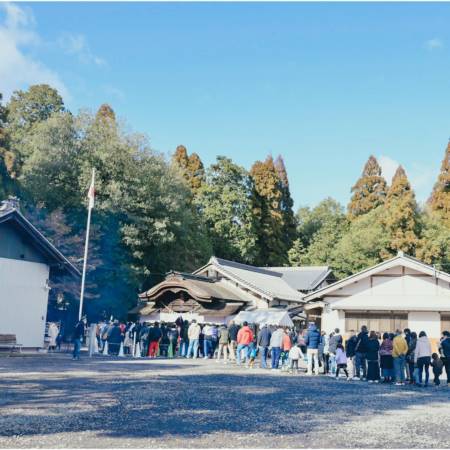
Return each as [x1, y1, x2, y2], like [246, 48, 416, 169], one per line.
[172, 145, 205, 196]
[429, 140, 450, 225]
[348, 155, 387, 220]
[383, 166, 419, 255]
[250, 155, 287, 266]
[274, 155, 297, 250]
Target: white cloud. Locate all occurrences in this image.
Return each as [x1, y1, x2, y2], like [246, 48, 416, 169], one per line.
[58, 33, 106, 67]
[424, 38, 444, 51]
[102, 84, 125, 102]
[0, 3, 68, 100]
[378, 154, 436, 204]
[378, 155, 399, 184]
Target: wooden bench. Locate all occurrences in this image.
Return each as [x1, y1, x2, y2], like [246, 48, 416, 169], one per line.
[0, 334, 22, 355]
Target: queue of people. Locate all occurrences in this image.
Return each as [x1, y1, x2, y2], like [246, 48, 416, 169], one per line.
[305, 323, 450, 387]
[74, 317, 450, 386]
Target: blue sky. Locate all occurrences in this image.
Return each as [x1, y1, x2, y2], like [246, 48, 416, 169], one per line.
[1, 2, 450, 209]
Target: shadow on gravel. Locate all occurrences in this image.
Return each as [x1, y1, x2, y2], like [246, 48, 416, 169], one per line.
[1, 357, 449, 441]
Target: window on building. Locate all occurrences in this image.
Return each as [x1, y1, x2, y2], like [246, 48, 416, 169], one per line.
[345, 312, 408, 334]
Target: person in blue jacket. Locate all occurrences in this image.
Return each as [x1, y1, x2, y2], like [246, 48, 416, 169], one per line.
[305, 323, 321, 375]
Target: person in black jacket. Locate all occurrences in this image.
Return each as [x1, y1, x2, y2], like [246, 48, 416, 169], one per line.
[366, 331, 381, 382]
[107, 320, 122, 356]
[257, 324, 272, 369]
[355, 325, 369, 380]
[228, 321, 239, 361]
[439, 331, 450, 384]
[345, 330, 358, 379]
[72, 317, 86, 360]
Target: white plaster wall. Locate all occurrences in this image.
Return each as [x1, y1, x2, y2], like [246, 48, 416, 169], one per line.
[0, 257, 49, 347]
[408, 312, 441, 339]
[321, 308, 345, 334]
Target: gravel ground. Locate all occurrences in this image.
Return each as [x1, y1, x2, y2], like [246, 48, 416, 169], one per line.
[0, 353, 449, 448]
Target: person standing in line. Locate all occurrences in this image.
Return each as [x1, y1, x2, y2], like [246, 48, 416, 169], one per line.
[328, 328, 342, 377]
[179, 320, 190, 357]
[318, 331, 329, 375]
[439, 331, 450, 385]
[203, 323, 213, 359]
[345, 330, 358, 379]
[148, 322, 162, 358]
[305, 323, 321, 376]
[366, 330, 380, 383]
[228, 321, 239, 362]
[335, 343, 349, 379]
[414, 331, 432, 387]
[392, 329, 408, 386]
[379, 332, 394, 383]
[210, 324, 219, 358]
[281, 328, 292, 370]
[138, 322, 149, 357]
[187, 320, 201, 358]
[107, 320, 122, 356]
[403, 328, 412, 381]
[406, 331, 418, 384]
[72, 317, 86, 360]
[354, 325, 369, 381]
[48, 322, 59, 352]
[431, 353, 444, 386]
[269, 326, 285, 370]
[236, 321, 254, 366]
[289, 344, 303, 374]
[257, 323, 271, 369]
[216, 324, 229, 363]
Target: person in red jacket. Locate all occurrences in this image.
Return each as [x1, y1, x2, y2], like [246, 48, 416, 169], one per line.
[236, 321, 254, 366]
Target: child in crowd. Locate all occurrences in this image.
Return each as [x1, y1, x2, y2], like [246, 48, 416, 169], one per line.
[431, 352, 444, 386]
[335, 343, 349, 379]
[248, 344, 258, 368]
[289, 344, 303, 373]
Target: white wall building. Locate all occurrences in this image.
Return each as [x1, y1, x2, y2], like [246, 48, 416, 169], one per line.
[304, 252, 450, 344]
[0, 199, 80, 348]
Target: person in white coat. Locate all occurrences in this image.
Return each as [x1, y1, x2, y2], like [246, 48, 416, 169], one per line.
[187, 320, 201, 359]
[48, 322, 59, 352]
[414, 331, 432, 386]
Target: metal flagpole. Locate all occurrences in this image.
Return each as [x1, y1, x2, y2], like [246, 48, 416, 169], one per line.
[78, 168, 95, 321]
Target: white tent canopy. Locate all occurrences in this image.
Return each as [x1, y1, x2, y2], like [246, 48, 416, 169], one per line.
[233, 309, 294, 328]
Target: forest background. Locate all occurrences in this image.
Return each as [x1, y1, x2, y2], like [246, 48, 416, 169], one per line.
[1, 85, 450, 322]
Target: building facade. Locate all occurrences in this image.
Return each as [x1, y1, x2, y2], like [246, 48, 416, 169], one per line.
[304, 252, 450, 340]
[134, 257, 333, 323]
[0, 199, 79, 348]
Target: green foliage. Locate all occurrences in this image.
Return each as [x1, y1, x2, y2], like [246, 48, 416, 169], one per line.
[19, 112, 81, 210]
[382, 166, 419, 255]
[274, 155, 297, 251]
[296, 198, 345, 248]
[7, 84, 65, 178]
[416, 213, 450, 268]
[331, 207, 390, 277]
[348, 155, 387, 220]
[195, 156, 257, 263]
[250, 155, 287, 266]
[172, 145, 205, 196]
[429, 141, 450, 226]
[0, 93, 12, 198]
[288, 238, 306, 266]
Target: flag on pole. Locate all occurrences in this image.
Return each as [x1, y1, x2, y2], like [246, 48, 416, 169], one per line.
[88, 169, 95, 210]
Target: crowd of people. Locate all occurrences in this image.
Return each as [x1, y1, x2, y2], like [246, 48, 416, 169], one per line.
[71, 317, 450, 386]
